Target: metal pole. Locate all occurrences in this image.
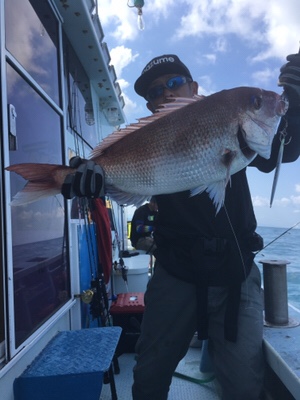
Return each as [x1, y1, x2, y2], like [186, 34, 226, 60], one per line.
[259, 259, 290, 326]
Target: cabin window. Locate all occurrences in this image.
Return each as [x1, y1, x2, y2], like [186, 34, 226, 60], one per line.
[5, 0, 60, 106]
[1, 0, 121, 362]
[6, 60, 70, 348]
[0, 221, 4, 365]
[63, 35, 99, 151]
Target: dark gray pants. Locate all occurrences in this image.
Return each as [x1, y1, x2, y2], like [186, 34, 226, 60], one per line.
[132, 263, 264, 399]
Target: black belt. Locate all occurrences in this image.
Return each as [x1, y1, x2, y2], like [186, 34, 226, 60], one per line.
[198, 237, 228, 255]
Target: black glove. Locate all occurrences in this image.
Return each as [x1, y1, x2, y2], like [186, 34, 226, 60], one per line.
[278, 52, 300, 108]
[61, 156, 104, 199]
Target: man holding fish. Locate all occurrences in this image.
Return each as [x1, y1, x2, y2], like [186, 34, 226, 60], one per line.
[7, 51, 300, 398]
[68, 53, 300, 399]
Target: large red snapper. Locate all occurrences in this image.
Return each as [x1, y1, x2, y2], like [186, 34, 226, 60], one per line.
[6, 87, 288, 213]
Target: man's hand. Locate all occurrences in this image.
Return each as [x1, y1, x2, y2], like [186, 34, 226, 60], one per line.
[278, 51, 300, 108]
[61, 156, 104, 199]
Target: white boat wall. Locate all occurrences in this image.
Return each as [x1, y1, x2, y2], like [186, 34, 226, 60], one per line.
[0, 1, 125, 399]
[0, 1, 300, 400]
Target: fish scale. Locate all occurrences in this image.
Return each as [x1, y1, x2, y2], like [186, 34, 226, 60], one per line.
[6, 86, 288, 213]
[101, 101, 232, 190]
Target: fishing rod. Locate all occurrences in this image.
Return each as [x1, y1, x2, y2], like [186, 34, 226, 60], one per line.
[110, 200, 129, 293]
[256, 220, 300, 255]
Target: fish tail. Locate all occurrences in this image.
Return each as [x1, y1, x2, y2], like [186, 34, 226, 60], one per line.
[6, 163, 72, 205]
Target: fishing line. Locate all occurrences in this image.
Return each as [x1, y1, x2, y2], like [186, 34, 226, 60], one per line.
[256, 220, 300, 255]
[223, 204, 248, 280]
[223, 204, 250, 302]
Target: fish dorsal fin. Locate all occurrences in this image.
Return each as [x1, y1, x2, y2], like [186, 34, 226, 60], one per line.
[155, 95, 204, 114]
[90, 95, 204, 159]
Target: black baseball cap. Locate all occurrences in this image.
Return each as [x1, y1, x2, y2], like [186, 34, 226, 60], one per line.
[134, 54, 193, 99]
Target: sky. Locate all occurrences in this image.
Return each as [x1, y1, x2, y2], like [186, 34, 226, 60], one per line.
[96, 0, 300, 228]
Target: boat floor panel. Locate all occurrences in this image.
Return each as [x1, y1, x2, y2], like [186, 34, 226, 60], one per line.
[100, 347, 221, 399]
[263, 304, 300, 400]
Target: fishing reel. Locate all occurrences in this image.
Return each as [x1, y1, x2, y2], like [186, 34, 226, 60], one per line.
[74, 289, 95, 304]
[113, 258, 128, 283]
[78, 277, 109, 321]
[81, 289, 95, 304]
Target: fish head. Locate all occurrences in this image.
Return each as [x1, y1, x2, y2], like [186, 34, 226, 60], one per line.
[239, 88, 289, 159]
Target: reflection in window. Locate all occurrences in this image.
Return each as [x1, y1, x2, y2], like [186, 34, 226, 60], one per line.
[63, 36, 99, 151]
[7, 63, 70, 348]
[0, 214, 4, 362]
[5, 0, 60, 105]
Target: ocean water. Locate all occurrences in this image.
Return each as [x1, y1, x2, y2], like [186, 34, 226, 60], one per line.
[255, 226, 300, 310]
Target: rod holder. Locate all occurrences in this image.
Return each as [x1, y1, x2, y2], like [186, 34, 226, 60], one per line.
[259, 259, 299, 328]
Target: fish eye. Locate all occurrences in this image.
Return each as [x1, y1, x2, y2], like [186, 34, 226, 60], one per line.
[252, 95, 263, 110]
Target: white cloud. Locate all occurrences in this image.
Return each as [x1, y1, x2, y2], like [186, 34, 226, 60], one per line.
[254, 0, 300, 60]
[169, 0, 299, 60]
[121, 93, 145, 125]
[108, 46, 142, 122]
[291, 195, 300, 205]
[252, 195, 270, 207]
[144, 0, 176, 21]
[295, 184, 300, 193]
[117, 78, 129, 91]
[274, 197, 292, 207]
[195, 75, 216, 96]
[213, 37, 228, 53]
[252, 68, 277, 87]
[98, 0, 299, 61]
[174, 1, 269, 40]
[97, 1, 139, 41]
[204, 54, 217, 64]
[109, 46, 138, 77]
[97, 0, 300, 95]
[252, 194, 300, 208]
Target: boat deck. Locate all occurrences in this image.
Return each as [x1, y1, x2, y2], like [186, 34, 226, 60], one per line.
[263, 304, 300, 399]
[100, 346, 221, 399]
[100, 304, 300, 399]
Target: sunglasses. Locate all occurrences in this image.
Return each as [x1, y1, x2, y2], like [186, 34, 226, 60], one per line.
[146, 76, 193, 100]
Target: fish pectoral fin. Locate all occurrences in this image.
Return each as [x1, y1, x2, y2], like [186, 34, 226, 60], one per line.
[189, 184, 207, 197]
[221, 149, 236, 168]
[221, 149, 236, 185]
[106, 184, 149, 207]
[190, 181, 227, 213]
[206, 180, 227, 214]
